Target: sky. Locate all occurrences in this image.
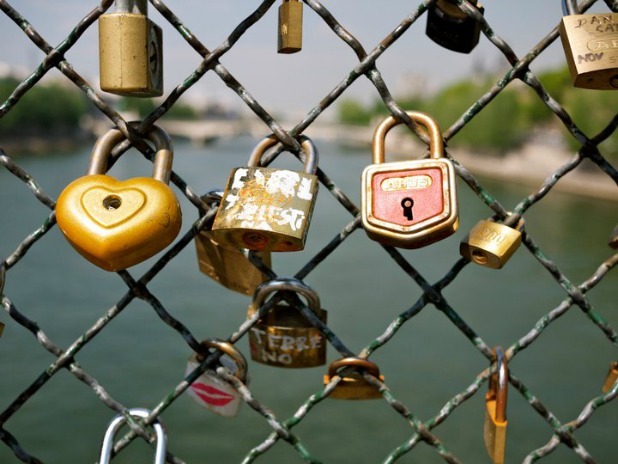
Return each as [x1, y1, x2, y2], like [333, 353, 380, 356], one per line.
[0, 1, 613, 116]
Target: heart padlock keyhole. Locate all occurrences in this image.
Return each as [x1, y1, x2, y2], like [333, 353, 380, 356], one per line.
[103, 195, 122, 210]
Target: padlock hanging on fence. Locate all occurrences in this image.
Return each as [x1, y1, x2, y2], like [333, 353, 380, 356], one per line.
[55, 126, 182, 272]
[460, 215, 524, 269]
[278, 0, 303, 53]
[425, 0, 485, 54]
[484, 346, 508, 464]
[361, 111, 459, 249]
[602, 361, 618, 393]
[247, 277, 327, 368]
[559, 0, 618, 90]
[194, 190, 272, 296]
[99, 0, 164, 96]
[212, 135, 320, 252]
[323, 357, 385, 400]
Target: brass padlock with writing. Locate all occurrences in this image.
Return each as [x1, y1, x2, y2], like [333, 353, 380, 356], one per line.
[602, 361, 618, 393]
[484, 346, 508, 464]
[99, 0, 163, 96]
[323, 357, 384, 400]
[278, 0, 303, 54]
[559, 0, 618, 90]
[361, 111, 459, 248]
[247, 277, 327, 368]
[55, 126, 182, 271]
[185, 338, 249, 417]
[426, 0, 484, 54]
[212, 135, 319, 252]
[460, 216, 524, 269]
[195, 190, 272, 296]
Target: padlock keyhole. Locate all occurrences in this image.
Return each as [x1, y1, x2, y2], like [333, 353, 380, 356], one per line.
[401, 197, 414, 220]
[103, 195, 122, 210]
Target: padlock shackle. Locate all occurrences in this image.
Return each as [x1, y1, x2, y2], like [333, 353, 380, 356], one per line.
[247, 135, 318, 174]
[99, 408, 166, 464]
[372, 111, 444, 165]
[87, 125, 174, 184]
[487, 346, 508, 423]
[198, 189, 224, 215]
[197, 338, 248, 383]
[115, 0, 148, 15]
[562, 0, 578, 16]
[328, 357, 381, 379]
[252, 277, 321, 317]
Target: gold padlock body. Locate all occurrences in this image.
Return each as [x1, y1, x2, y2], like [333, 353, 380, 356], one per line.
[602, 362, 618, 393]
[247, 302, 327, 368]
[460, 220, 522, 269]
[484, 399, 507, 464]
[323, 373, 384, 400]
[278, 0, 303, 54]
[195, 229, 271, 296]
[212, 167, 319, 252]
[56, 175, 181, 271]
[99, 12, 163, 96]
[559, 13, 618, 90]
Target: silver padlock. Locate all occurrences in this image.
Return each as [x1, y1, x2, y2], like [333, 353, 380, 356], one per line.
[185, 338, 248, 417]
[98, 408, 167, 464]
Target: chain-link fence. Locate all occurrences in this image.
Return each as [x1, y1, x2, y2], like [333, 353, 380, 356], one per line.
[0, 0, 617, 463]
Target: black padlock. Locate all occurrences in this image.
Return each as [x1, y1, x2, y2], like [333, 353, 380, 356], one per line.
[426, 0, 484, 54]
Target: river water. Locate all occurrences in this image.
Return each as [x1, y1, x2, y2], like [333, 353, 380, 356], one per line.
[0, 136, 616, 463]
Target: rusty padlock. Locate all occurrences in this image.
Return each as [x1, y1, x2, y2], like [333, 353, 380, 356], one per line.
[247, 277, 327, 368]
[361, 111, 458, 248]
[426, 0, 485, 54]
[559, 0, 618, 90]
[55, 126, 182, 271]
[460, 216, 524, 269]
[195, 190, 272, 296]
[185, 338, 249, 417]
[602, 361, 618, 393]
[484, 346, 508, 464]
[323, 357, 384, 400]
[212, 135, 319, 252]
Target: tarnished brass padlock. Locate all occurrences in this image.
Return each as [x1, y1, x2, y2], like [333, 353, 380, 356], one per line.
[460, 216, 524, 269]
[323, 357, 384, 400]
[484, 346, 508, 464]
[99, 0, 163, 96]
[602, 361, 618, 393]
[278, 0, 303, 54]
[426, 0, 484, 54]
[247, 277, 326, 368]
[195, 190, 272, 296]
[212, 135, 319, 252]
[99, 408, 167, 464]
[609, 225, 618, 249]
[559, 0, 618, 90]
[56, 126, 182, 271]
[361, 111, 458, 249]
[185, 338, 248, 417]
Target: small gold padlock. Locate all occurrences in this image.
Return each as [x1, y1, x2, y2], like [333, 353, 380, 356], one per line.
[608, 225, 618, 249]
[460, 216, 524, 269]
[247, 277, 327, 368]
[426, 0, 484, 54]
[323, 357, 384, 400]
[602, 361, 618, 393]
[559, 1, 618, 90]
[195, 190, 272, 296]
[361, 111, 459, 249]
[55, 125, 182, 271]
[484, 346, 508, 464]
[212, 135, 319, 252]
[99, 0, 164, 96]
[278, 0, 303, 54]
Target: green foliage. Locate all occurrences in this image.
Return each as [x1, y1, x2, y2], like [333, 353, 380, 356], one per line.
[120, 96, 197, 119]
[337, 99, 373, 126]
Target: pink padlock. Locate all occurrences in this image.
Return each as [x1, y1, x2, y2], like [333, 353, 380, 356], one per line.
[185, 339, 248, 417]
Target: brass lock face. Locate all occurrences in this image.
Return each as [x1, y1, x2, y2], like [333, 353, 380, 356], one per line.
[212, 135, 319, 252]
[426, 0, 484, 54]
[55, 126, 182, 271]
[247, 277, 327, 368]
[602, 361, 618, 393]
[559, 2, 618, 90]
[609, 225, 618, 249]
[278, 0, 303, 54]
[361, 111, 458, 249]
[323, 357, 384, 400]
[460, 217, 523, 269]
[195, 190, 272, 296]
[99, 0, 163, 97]
[484, 346, 508, 464]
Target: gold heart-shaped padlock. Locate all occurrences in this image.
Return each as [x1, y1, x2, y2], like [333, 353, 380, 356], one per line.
[56, 126, 182, 271]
